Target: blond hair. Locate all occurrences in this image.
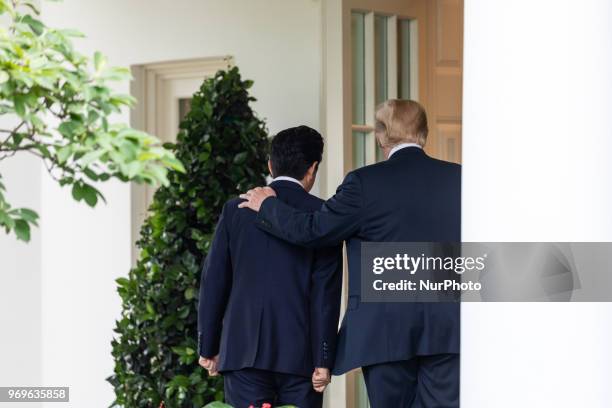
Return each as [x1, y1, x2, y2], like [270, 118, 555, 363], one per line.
[374, 99, 428, 148]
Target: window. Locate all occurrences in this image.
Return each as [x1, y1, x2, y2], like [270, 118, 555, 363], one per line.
[178, 98, 193, 123]
[351, 12, 417, 169]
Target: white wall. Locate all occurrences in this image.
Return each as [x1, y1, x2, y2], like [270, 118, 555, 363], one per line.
[0, 7, 41, 408]
[31, 1, 322, 406]
[0, 153, 42, 408]
[462, 0, 612, 406]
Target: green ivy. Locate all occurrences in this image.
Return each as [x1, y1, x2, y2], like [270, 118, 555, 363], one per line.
[108, 67, 269, 408]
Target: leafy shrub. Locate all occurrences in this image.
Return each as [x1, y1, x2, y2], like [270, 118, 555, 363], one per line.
[109, 67, 269, 408]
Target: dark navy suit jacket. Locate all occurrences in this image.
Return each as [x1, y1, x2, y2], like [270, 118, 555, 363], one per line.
[198, 180, 343, 377]
[256, 147, 461, 374]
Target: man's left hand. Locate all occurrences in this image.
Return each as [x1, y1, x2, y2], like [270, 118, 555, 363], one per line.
[238, 186, 276, 212]
[199, 355, 220, 376]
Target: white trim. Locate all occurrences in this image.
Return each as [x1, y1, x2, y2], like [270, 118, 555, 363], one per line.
[409, 19, 420, 100]
[132, 56, 233, 144]
[364, 12, 377, 166]
[387, 15, 399, 100]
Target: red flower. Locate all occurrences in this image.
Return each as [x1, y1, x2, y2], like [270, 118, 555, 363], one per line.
[262, 403, 272, 408]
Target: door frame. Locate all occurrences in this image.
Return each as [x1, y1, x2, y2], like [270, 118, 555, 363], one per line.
[129, 56, 234, 265]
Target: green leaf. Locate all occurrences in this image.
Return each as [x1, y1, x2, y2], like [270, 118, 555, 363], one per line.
[198, 151, 210, 161]
[58, 120, 85, 138]
[202, 101, 213, 118]
[80, 184, 99, 207]
[0, 210, 15, 230]
[22, 14, 44, 35]
[93, 51, 106, 73]
[171, 346, 185, 356]
[109, 93, 134, 107]
[171, 375, 190, 388]
[86, 110, 100, 125]
[233, 152, 248, 164]
[184, 287, 196, 300]
[80, 150, 104, 167]
[14, 219, 31, 242]
[71, 183, 83, 201]
[83, 168, 99, 181]
[214, 390, 224, 401]
[29, 115, 45, 130]
[11, 133, 24, 147]
[13, 95, 26, 117]
[178, 306, 190, 319]
[18, 208, 39, 225]
[0, 70, 8, 84]
[57, 145, 72, 163]
[35, 144, 51, 158]
[143, 165, 166, 186]
[161, 157, 185, 172]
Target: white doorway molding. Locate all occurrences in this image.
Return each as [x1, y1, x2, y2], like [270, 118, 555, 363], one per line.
[129, 56, 234, 265]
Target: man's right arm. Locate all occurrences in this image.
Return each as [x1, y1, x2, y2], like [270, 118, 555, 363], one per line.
[256, 171, 364, 248]
[197, 204, 232, 359]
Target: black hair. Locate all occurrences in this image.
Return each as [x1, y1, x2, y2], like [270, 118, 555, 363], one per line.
[269, 125, 324, 179]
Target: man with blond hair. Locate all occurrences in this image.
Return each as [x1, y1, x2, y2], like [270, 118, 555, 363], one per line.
[239, 100, 460, 407]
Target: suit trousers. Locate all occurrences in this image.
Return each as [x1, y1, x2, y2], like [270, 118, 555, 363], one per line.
[223, 367, 322, 408]
[362, 354, 459, 408]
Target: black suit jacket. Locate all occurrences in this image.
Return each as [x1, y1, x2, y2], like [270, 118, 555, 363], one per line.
[256, 147, 461, 374]
[198, 180, 343, 377]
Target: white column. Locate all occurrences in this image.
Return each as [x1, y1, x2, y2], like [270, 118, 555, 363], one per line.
[462, 0, 612, 407]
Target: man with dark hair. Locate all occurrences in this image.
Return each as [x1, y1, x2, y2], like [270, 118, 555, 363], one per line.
[198, 126, 342, 408]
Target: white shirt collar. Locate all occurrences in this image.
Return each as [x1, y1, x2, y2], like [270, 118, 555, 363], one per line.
[270, 176, 304, 188]
[388, 142, 422, 158]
